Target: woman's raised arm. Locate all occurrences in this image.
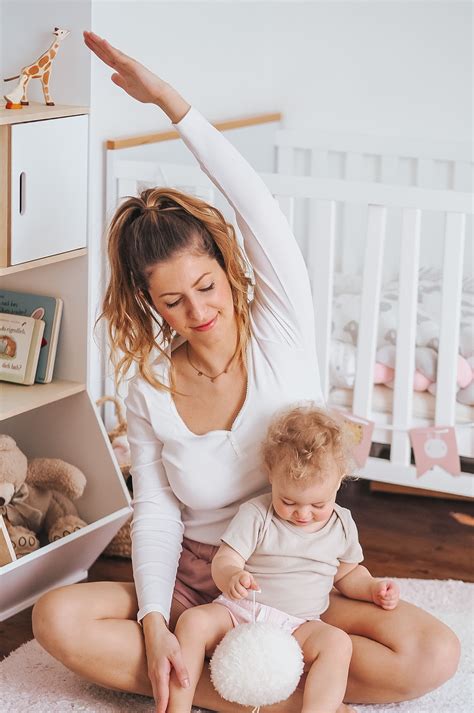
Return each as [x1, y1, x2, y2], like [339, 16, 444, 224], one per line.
[86, 31, 319, 365]
[83, 31, 190, 123]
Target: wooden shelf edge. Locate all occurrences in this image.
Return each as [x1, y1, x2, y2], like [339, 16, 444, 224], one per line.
[0, 248, 87, 276]
[0, 102, 89, 126]
[106, 111, 283, 150]
[0, 380, 86, 421]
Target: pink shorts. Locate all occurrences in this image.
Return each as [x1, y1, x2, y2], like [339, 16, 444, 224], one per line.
[173, 537, 221, 610]
[214, 594, 311, 634]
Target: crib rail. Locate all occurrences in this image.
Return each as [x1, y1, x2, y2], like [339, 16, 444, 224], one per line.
[274, 129, 473, 191]
[107, 156, 473, 496]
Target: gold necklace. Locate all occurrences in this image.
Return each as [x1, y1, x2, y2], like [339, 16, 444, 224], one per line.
[185, 342, 237, 383]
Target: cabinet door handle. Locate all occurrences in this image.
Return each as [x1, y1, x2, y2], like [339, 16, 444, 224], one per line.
[19, 171, 26, 215]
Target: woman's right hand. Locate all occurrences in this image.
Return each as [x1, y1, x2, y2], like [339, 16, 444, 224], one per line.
[142, 612, 190, 713]
[83, 31, 190, 122]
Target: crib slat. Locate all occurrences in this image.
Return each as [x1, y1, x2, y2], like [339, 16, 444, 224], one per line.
[310, 150, 329, 178]
[453, 161, 473, 191]
[380, 155, 399, 184]
[353, 205, 387, 418]
[306, 199, 336, 402]
[435, 212, 466, 425]
[342, 152, 369, 272]
[416, 159, 436, 188]
[275, 195, 295, 230]
[276, 146, 294, 174]
[344, 152, 365, 180]
[390, 209, 422, 465]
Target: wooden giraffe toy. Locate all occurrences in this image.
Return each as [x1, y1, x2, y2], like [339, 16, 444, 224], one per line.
[3, 27, 71, 109]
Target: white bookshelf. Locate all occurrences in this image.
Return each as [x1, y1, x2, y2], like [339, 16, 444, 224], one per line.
[0, 102, 90, 126]
[0, 247, 87, 278]
[0, 380, 86, 420]
[0, 14, 131, 618]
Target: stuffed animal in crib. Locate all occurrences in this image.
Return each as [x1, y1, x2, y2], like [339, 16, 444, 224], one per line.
[375, 345, 473, 399]
[0, 434, 87, 557]
[330, 340, 474, 404]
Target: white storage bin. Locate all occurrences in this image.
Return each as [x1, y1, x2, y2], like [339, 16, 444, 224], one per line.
[0, 390, 132, 621]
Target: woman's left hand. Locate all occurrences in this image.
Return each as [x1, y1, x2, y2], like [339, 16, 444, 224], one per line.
[83, 31, 190, 123]
[83, 31, 169, 105]
[371, 579, 400, 610]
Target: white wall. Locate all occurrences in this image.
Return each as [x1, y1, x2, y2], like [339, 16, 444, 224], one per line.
[88, 0, 472, 400]
[90, 0, 472, 139]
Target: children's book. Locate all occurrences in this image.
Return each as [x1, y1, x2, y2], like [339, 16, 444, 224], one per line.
[0, 290, 63, 383]
[0, 312, 45, 385]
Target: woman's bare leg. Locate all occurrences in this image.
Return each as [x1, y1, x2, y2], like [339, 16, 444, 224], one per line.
[32, 581, 159, 696]
[321, 590, 460, 704]
[33, 583, 458, 708]
[32, 582, 304, 712]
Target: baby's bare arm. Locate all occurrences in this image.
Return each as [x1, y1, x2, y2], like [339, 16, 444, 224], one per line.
[335, 564, 400, 610]
[334, 563, 374, 601]
[211, 543, 246, 589]
[211, 543, 259, 599]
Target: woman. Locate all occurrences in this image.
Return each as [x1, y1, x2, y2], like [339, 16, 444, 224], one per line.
[32, 31, 459, 713]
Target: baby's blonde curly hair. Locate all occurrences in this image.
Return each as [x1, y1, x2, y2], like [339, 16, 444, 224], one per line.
[262, 405, 355, 483]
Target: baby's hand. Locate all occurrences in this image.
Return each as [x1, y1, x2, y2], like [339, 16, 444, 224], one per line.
[371, 579, 400, 610]
[227, 571, 260, 600]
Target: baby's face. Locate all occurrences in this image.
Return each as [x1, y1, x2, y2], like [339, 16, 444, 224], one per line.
[270, 459, 341, 532]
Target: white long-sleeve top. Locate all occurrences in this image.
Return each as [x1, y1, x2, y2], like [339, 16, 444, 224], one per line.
[125, 107, 324, 623]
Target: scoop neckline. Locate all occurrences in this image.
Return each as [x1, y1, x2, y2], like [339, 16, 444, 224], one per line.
[168, 341, 252, 438]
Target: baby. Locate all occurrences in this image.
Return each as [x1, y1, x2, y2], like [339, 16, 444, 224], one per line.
[168, 405, 400, 713]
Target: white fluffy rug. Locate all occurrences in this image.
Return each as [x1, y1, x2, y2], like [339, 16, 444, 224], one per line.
[1, 579, 472, 713]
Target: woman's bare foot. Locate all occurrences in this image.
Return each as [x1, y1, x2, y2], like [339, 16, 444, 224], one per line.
[337, 705, 357, 713]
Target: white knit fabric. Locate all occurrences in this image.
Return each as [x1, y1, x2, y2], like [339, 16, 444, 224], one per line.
[1, 579, 472, 712]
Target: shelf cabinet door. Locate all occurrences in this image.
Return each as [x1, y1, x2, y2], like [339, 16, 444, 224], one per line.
[10, 114, 88, 265]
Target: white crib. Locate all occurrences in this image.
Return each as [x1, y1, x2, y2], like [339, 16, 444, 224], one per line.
[105, 115, 473, 498]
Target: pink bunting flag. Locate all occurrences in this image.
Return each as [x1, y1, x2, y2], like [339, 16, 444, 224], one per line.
[332, 410, 375, 468]
[409, 426, 460, 477]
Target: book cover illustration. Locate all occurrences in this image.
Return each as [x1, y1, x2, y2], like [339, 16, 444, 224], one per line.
[0, 291, 63, 383]
[0, 313, 45, 385]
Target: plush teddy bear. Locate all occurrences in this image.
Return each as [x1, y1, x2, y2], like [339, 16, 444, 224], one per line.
[0, 434, 88, 558]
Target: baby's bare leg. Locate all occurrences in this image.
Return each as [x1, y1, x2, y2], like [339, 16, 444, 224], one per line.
[293, 620, 354, 713]
[168, 603, 233, 713]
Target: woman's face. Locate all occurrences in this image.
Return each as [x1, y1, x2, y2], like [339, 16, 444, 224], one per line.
[146, 251, 235, 341]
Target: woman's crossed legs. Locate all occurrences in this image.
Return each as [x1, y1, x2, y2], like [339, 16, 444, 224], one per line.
[32, 580, 460, 711]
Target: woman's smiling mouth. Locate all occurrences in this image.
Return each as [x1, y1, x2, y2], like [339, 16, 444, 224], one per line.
[193, 315, 218, 332]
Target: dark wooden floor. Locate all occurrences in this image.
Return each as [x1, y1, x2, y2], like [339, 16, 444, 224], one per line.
[1, 479, 473, 660]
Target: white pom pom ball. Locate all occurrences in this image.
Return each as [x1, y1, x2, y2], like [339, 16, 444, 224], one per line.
[210, 622, 304, 707]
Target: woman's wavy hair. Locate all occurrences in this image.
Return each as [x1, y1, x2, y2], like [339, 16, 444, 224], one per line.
[98, 187, 252, 391]
[262, 406, 356, 483]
